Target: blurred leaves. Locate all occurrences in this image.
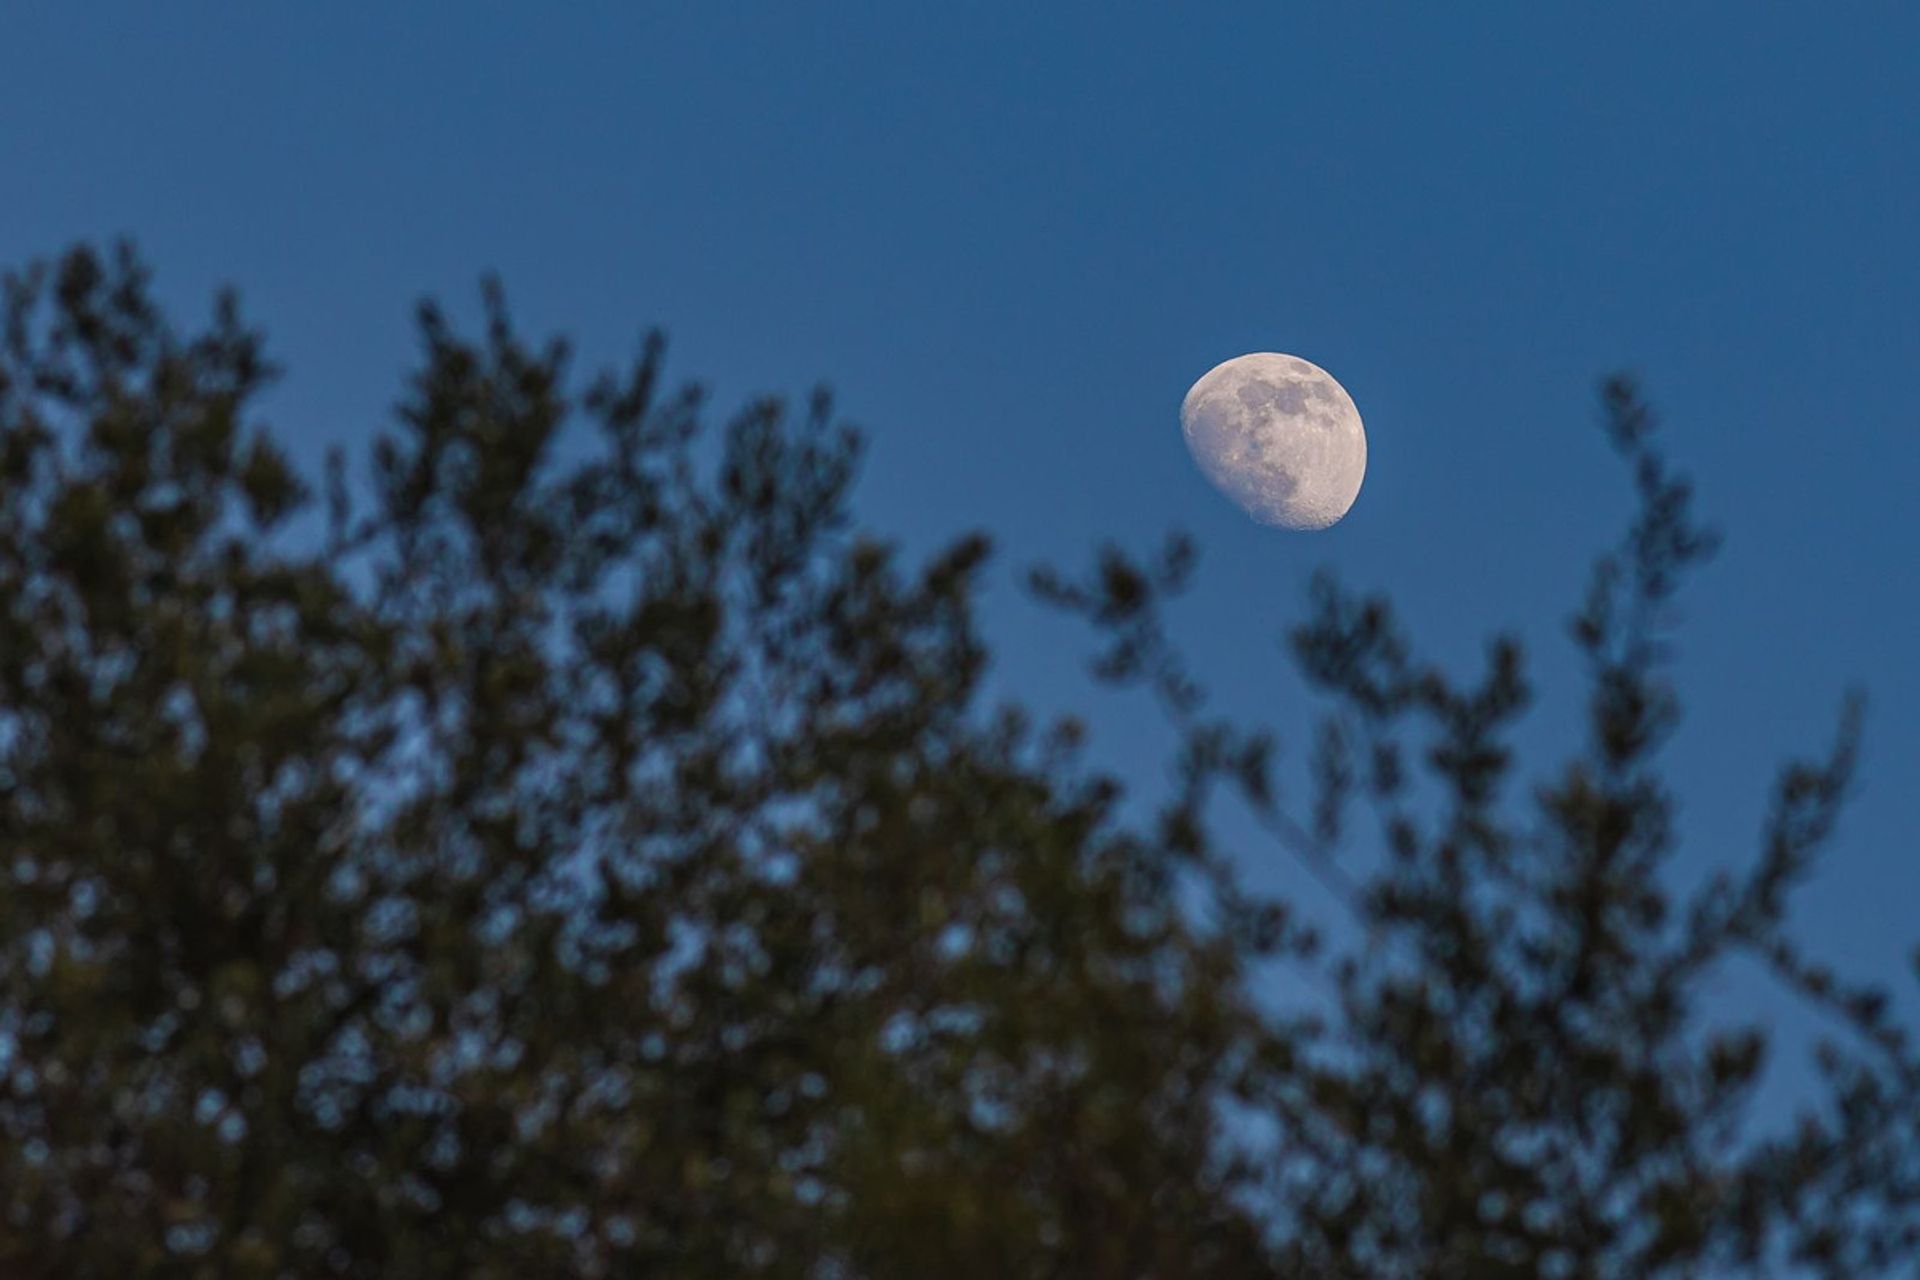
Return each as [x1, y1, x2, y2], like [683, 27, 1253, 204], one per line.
[0, 246, 1914, 1280]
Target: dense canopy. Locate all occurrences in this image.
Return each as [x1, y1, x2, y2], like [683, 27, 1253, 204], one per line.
[0, 246, 1914, 1278]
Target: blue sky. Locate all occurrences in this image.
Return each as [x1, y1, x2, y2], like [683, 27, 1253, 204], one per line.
[4, 5, 1917, 1056]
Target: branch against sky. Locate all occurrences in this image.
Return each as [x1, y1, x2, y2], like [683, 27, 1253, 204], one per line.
[1038, 378, 1912, 1278]
[0, 244, 1914, 1278]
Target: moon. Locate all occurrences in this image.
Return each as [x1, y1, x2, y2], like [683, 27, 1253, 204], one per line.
[1180, 353, 1367, 530]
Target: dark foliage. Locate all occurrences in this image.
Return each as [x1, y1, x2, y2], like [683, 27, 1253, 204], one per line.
[0, 245, 1913, 1277]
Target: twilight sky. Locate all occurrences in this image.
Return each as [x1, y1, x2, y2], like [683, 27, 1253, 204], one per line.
[4, 4, 1917, 1057]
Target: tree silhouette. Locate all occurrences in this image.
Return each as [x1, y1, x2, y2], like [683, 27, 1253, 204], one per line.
[0, 245, 1912, 1278]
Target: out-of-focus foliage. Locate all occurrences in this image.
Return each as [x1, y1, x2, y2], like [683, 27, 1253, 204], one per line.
[0, 245, 1913, 1278]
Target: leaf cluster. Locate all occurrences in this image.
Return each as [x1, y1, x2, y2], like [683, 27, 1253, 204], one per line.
[2, 247, 1916, 1279]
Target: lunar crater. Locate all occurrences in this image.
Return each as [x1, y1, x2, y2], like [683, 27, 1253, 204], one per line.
[1180, 353, 1366, 531]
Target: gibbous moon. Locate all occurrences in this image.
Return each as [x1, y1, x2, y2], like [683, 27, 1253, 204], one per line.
[1180, 353, 1367, 530]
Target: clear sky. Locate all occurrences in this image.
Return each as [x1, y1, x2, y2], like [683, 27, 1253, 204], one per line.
[5, 6, 1917, 1059]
